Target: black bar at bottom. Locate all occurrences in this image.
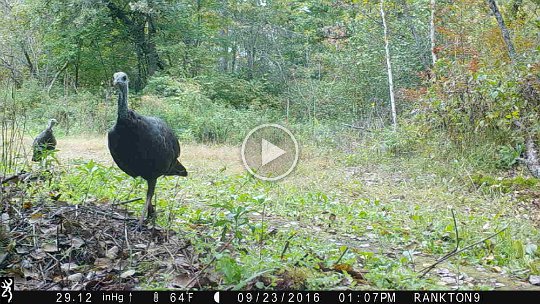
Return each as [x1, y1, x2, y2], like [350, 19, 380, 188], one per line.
[9, 290, 540, 304]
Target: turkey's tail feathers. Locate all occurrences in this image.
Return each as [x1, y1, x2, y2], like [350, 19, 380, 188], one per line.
[167, 161, 188, 177]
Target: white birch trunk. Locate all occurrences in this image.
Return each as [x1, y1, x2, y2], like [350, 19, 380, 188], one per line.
[430, 0, 437, 66]
[380, 0, 397, 129]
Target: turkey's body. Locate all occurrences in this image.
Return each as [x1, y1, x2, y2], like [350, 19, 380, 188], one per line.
[32, 120, 57, 162]
[108, 110, 187, 180]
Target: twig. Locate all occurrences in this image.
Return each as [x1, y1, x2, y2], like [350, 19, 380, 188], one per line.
[341, 123, 373, 132]
[335, 246, 349, 265]
[280, 233, 296, 260]
[113, 197, 142, 206]
[436, 210, 460, 263]
[418, 209, 460, 277]
[419, 225, 507, 278]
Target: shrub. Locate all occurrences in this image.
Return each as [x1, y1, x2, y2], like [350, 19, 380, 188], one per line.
[140, 78, 278, 144]
[28, 91, 115, 135]
[198, 74, 278, 109]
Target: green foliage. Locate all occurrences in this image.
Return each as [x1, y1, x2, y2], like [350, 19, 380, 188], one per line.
[199, 75, 278, 109]
[471, 174, 539, 193]
[53, 160, 130, 203]
[215, 254, 243, 284]
[143, 75, 191, 97]
[31, 91, 114, 134]
[141, 75, 279, 144]
[497, 144, 524, 169]
[379, 124, 426, 155]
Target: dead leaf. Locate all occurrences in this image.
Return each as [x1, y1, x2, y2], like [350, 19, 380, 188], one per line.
[70, 237, 85, 249]
[68, 273, 83, 282]
[120, 269, 136, 278]
[61, 263, 80, 273]
[42, 243, 58, 253]
[106, 246, 119, 259]
[28, 213, 44, 224]
[40, 227, 57, 235]
[491, 266, 502, 273]
[94, 258, 113, 269]
[333, 264, 352, 272]
[169, 273, 195, 288]
[30, 250, 47, 260]
[16, 247, 29, 254]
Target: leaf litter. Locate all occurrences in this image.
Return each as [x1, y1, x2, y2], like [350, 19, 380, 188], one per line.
[0, 181, 199, 290]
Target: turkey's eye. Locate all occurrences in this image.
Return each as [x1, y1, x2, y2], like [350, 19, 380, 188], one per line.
[122, 76, 127, 81]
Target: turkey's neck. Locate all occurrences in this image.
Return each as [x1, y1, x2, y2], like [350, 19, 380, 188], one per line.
[117, 85, 128, 120]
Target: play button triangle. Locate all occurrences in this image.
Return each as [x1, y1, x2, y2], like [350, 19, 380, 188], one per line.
[261, 139, 286, 166]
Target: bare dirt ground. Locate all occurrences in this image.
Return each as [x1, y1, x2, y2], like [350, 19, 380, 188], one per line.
[21, 135, 245, 175]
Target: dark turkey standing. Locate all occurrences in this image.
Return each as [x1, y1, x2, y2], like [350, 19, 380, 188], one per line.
[108, 72, 187, 228]
[32, 119, 58, 162]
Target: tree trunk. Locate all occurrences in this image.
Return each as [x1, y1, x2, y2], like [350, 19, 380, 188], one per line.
[430, 0, 437, 66]
[513, 120, 540, 178]
[379, 0, 397, 129]
[132, 26, 148, 90]
[74, 40, 82, 89]
[219, 29, 229, 72]
[22, 47, 36, 78]
[146, 16, 163, 76]
[524, 136, 540, 178]
[231, 39, 238, 73]
[486, 0, 517, 63]
[106, 1, 163, 89]
[218, 0, 229, 72]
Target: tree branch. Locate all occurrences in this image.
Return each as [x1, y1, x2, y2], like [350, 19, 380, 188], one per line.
[47, 61, 69, 94]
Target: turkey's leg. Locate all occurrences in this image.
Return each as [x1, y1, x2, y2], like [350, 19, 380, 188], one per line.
[139, 178, 156, 229]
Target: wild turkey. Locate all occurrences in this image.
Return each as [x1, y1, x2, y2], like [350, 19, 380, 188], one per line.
[108, 72, 187, 229]
[32, 119, 58, 162]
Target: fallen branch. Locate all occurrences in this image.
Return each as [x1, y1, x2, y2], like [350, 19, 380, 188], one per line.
[438, 210, 460, 261]
[113, 197, 142, 206]
[1, 171, 32, 184]
[418, 209, 459, 278]
[419, 223, 507, 278]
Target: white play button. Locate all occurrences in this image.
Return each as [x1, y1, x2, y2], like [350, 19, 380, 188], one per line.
[261, 139, 286, 166]
[241, 124, 299, 181]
